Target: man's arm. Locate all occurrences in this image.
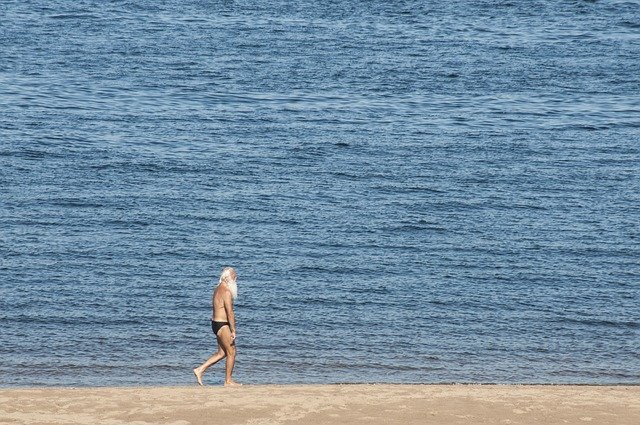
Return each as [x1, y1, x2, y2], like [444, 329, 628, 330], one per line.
[223, 290, 236, 337]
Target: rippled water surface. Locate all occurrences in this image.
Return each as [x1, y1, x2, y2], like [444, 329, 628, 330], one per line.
[1, 0, 639, 386]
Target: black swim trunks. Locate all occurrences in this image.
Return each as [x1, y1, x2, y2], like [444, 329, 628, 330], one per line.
[211, 320, 230, 336]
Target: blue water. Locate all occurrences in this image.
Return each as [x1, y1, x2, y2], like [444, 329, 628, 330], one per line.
[1, 0, 639, 386]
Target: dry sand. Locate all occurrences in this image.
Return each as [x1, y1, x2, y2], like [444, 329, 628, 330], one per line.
[1, 384, 638, 425]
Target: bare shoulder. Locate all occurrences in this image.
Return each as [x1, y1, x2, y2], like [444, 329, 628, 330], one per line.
[221, 286, 233, 302]
[213, 286, 225, 303]
[213, 285, 230, 300]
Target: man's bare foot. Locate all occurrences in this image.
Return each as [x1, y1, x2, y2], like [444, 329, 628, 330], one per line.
[224, 380, 242, 387]
[193, 368, 204, 386]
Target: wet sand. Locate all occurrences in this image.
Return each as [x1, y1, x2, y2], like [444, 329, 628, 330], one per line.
[1, 384, 638, 424]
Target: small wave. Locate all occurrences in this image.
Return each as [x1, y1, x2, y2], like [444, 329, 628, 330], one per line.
[49, 14, 100, 20]
[10, 149, 50, 160]
[620, 20, 640, 29]
[351, 286, 390, 295]
[557, 317, 639, 330]
[386, 222, 447, 232]
[49, 199, 105, 208]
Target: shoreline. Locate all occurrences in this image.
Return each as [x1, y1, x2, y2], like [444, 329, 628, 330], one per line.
[1, 384, 638, 424]
[4, 381, 640, 389]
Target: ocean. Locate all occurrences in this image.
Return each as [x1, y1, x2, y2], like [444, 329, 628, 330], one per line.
[1, 0, 639, 386]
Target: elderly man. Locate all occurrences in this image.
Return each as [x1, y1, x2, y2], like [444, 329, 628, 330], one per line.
[193, 267, 241, 386]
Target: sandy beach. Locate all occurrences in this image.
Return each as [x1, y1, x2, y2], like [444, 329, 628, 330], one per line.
[1, 384, 638, 425]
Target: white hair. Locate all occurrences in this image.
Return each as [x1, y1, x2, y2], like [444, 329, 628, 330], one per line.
[218, 267, 236, 285]
[218, 267, 237, 299]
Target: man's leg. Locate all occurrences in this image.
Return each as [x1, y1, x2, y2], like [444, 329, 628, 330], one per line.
[193, 347, 226, 386]
[217, 327, 240, 386]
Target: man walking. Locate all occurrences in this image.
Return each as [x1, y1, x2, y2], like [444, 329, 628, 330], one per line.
[194, 267, 241, 386]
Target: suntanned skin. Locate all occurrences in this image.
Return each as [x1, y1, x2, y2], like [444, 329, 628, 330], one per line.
[193, 269, 241, 386]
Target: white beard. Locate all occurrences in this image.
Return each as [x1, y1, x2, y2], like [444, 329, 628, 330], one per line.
[227, 280, 238, 300]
